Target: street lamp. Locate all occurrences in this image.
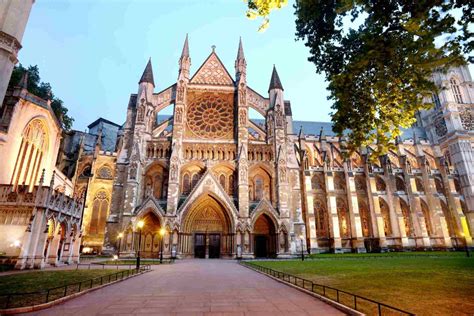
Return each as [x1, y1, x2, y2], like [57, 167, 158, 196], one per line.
[299, 234, 305, 261]
[159, 227, 166, 264]
[461, 233, 470, 258]
[117, 232, 123, 258]
[136, 220, 144, 270]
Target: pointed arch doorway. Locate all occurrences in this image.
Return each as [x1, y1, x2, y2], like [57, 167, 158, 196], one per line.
[253, 214, 277, 258]
[181, 194, 234, 258]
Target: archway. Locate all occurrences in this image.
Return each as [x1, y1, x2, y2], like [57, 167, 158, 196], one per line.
[181, 195, 233, 258]
[252, 214, 277, 258]
[136, 211, 162, 258]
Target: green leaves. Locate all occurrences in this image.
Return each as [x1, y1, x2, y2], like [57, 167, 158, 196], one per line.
[294, 0, 469, 158]
[8, 64, 74, 131]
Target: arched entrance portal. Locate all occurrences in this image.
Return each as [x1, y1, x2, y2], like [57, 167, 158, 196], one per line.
[181, 195, 234, 258]
[253, 214, 277, 258]
[137, 211, 162, 258]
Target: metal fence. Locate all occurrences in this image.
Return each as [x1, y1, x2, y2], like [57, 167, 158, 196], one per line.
[0, 265, 151, 310]
[241, 262, 414, 316]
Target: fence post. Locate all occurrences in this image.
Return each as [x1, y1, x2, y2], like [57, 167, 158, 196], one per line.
[78, 282, 82, 292]
[6, 294, 11, 309]
[46, 289, 50, 303]
[64, 285, 68, 297]
[354, 296, 357, 310]
[336, 290, 339, 302]
[90, 279, 93, 289]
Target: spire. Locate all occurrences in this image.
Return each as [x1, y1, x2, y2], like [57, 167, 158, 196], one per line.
[237, 37, 245, 61]
[298, 125, 304, 140]
[139, 58, 155, 87]
[181, 34, 189, 58]
[268, 65, 283, 92]
[18, 72, 28, 90]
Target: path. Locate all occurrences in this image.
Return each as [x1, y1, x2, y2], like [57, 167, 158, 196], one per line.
[22, 260, 345, 315]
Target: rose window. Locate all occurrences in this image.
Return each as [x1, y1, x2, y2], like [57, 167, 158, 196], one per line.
[187, 95, 233, 139]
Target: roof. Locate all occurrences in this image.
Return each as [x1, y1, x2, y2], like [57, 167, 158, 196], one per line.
[268, 65, 283, 91]
[87, 117, 122, 129]
[139, 58, 155, 86]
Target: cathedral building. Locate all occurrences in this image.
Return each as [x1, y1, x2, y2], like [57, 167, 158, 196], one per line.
[103, 37, 473, 258]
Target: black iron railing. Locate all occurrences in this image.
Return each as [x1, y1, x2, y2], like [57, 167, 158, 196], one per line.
[0, 265, 151, 310]
[241, 261, 414, 316]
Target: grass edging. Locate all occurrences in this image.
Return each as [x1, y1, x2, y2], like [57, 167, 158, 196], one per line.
[240, 261, 362, 316]
[0, 269, 151, 315]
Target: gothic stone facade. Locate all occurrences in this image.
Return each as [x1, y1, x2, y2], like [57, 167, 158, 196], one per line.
[104, 38, 473, 258]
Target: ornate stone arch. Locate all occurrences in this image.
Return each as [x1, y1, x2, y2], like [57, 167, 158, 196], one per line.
[250, 199, 279, 230]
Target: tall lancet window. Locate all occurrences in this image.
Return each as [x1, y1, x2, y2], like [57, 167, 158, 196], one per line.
[89, 190, 109, 235]
[450, 78, 463, 104]
[11, 119, 49, 190]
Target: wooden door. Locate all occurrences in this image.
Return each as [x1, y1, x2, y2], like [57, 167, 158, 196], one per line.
[208, 234, 221, 258]
[194, 233, 206, 258]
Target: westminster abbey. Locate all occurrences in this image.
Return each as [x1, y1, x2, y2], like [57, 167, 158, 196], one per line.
[96, 37, 473, 258]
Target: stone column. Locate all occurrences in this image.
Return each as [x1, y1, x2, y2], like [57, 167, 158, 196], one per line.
[305, 174, 319, 251]
[325, 171, 342, 251]
[367, 176, 388, 250]
[344, 165, 365, 252]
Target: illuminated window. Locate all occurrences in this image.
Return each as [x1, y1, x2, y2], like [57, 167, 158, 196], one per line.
[89, 190, 109, 235]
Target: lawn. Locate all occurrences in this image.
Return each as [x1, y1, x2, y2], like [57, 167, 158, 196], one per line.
[0, 269, 120, 309]
[100, 259, 167, 265]
[251, 255, 474, 316]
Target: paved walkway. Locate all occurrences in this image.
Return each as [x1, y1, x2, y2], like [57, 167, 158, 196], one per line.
[23, 260, 345, 316]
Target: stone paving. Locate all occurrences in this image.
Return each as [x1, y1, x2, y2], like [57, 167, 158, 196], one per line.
[22, 260, 345, 316]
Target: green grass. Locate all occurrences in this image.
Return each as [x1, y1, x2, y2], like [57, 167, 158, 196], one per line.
[0, 269, 131, 309]
[250, 256, 474, 316]
[307, 250, 468, 259]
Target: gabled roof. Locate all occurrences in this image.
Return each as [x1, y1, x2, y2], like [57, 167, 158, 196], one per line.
[190, 50, 234, 86]
[87, 117, 122, 129]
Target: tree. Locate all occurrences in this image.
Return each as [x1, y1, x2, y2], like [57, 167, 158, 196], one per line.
[246, 0, 288, 32]
[8, 64, 74, 130]
[245, 0, 472, 157]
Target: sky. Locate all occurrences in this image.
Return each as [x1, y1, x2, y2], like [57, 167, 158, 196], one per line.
[19, 0, 331, 131]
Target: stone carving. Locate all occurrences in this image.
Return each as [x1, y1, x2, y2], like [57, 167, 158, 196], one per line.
[275, 104, 284, 128]
[434, 114, 448, 137]
[97, 166, 113, 180]
[187, 94, 233, 139]
[175, 107, 183, 124]
[177, 81, 185, 102]
[170, 163, 178, 181]
[239, 108, 247, 125]
[129, 163, 137, 180]
[239, 86, 247, 105]
[459, 108, 474, 131]
[190, 54, 233, 85]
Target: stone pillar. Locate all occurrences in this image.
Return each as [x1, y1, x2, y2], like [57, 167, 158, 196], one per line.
[367, 176, 388, 249]
[305, 174, 319, 251]
[344, 166, 365, 252]
[325, 171, 342, 251]
[407, 175, 431, 248]
[0, 0, 34, 106]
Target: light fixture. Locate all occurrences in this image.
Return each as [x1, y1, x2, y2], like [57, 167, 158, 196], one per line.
[12, 240, 21, 248]
[159, 227, 166, 236]
[118, 232, 124, 238]
[299, 234, 304, 240]
[113, 255, 118, 260]
[137, 220, 144, 229]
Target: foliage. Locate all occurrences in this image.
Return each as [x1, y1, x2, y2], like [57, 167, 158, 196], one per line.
[245, 0, 472, 157]
[8, 64, 74, 130]
[252, 256, 474, 315]
[245, 0, 288, 32]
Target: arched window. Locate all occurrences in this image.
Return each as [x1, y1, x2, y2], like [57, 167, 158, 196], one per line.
[355, 175, 366, 191]
[311, 174, 325, 190]
[255, 176, 264, 201]
[314, 199, 328, 238]
[396, 177, 406, 192]
[89, 190, 109, 235]
[415, 177, 425, 193]
[379, 198, 392, 236]
[450, 78, 463, 104]
[219, 174, 226, 190]
[334, 173, 345, 191]
[228, 175, 234, 195]
[440, 201, 455, 237]
[191, 173, 199, 190]
[11, 119, 49, 189]
[337, 198, 350, 238]
[454, 178, 461, 193]
[432, 93, 441, 109]
[435, 177, 444, 194]
[358, 200, 371, 237]
[420, 200, 432, 236]
[400, 199, 412, 237]
[375, 176, 386, 192]
[182, 174, 190, 195]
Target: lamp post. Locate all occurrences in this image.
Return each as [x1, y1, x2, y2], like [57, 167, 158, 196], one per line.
[136, 220, 144, 270]
[159, 227, 166, 264]
[299, 234, 304, 261]
[461, 233, 470, 258]
[117, 232, 123, 258]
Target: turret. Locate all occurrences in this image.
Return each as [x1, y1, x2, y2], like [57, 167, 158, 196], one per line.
[179, 34, 191, 80]
[268, 65, 285, 129]
[138, 58, 155, 103]
[235, 37, 246, 83]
